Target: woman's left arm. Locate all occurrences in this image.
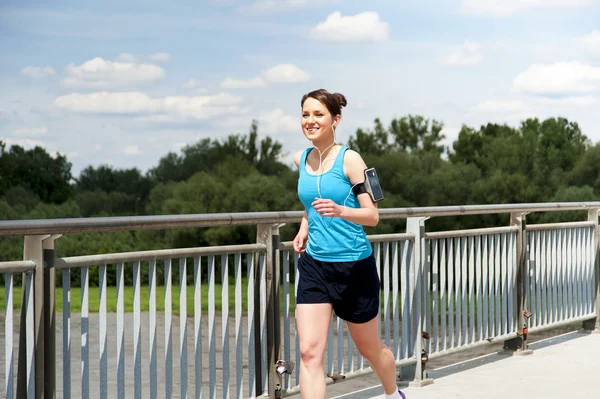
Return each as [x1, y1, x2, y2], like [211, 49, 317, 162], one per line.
[311, 149, 379, 226]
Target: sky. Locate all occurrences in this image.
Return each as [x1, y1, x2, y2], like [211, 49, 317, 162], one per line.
[1, 0, 599, 177]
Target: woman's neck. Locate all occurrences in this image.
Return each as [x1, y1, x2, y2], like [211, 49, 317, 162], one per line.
[312, 140, 337, 156]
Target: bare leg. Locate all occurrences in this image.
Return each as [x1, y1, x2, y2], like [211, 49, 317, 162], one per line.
[347, 316, 398, 395]
[295, 303, 333, 399]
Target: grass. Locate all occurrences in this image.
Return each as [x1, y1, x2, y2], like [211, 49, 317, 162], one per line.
[0, 283, 297, 315]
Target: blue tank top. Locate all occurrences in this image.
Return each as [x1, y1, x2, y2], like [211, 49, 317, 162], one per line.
[297, 146, 372, 262]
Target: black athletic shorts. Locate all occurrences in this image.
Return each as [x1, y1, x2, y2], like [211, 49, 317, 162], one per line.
[296, 252, 380, 324]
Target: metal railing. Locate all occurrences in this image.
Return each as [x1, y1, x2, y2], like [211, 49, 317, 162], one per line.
[1, 203, 599, 398]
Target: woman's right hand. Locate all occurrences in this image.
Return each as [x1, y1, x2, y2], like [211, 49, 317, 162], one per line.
[293, 231, 308, 253]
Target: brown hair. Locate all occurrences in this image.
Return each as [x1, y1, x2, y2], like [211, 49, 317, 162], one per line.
[301, 89, 347, 117]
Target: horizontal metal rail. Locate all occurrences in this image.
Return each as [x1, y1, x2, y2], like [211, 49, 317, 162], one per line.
[425, 226, 518, 239]
[0, 261, 36, 274]
[1, 202, 599, 236]
[54, 243, 266, 269]
[527, 221, 596, 231]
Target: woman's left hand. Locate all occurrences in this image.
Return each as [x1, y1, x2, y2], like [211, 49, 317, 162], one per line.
[312, 198, 343, 218]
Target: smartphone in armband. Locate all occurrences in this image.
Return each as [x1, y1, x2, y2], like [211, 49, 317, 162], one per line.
[364, 167, 384, 202]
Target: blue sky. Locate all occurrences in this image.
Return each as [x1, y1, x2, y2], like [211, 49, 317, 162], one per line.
[1, 0, 599, 176]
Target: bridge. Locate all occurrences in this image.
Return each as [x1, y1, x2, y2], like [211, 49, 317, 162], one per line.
[1, 202, 599, 398]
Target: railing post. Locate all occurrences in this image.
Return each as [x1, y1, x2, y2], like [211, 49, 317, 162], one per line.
[16, 234, 59, 399]
[587, 209, 600, 333]
[407, 217, 434, 388]
[43, 235, 60, 399]
[256, 223, 282, 398]
[503, 213, 533, 355]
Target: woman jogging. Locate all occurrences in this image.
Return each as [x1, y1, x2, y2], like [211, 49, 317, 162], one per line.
[293, 88, 405, 399]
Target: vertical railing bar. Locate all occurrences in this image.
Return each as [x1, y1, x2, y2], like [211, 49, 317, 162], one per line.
[194, 256, 203, 399]
[25, 271, 34, 399]
[558, 229, 566, 322]
[494, 233, 501, 336]
[179, 258, 188, 399]
[164, 259, 173, 399]
[476, 236, 483, 342]
[586, 226, 594, 313]
[401, 241, 411, 358]
[294, 251, 302, 383]
[440, 239, 447, 352]
[577, 228, 584, 317]
[149, 259, 157, 399]
[337, 317, 344, 374]
[259, 254, 268, 396]
[392, 241, 400, 359]
[482, 235, 489, 339]
[62, 269, 71, 399]
[5, 273, 14, 398]
[535, 231, 542, 328]
[424, 239, 432, 352]
[431, 240, 439, 353]
[374, 242, 381, 339]
[81, 266, 89, 399]
[234, 254, 243, 397]
[507, 233, 514, 334]
[568, 228, 575, 319]
[467, 236, 475, 344]
[552, 230, 559, 323]
[448, 238, 455, 349]
[248, 253, 256, 397]
[221, 255, 230, 399]
[99, 263, 108, 399]
[327, 318, 334, 376]
[455, 237, 463, 347]
[461, 237, 468, 345]
[582, 227, 589, 314]
[116, 262, 125, 399]
[527, 232, 535, 328]
[501, 233, 508, 336]
[133, 260, 142, 399]
[546, 230, 553, 325]
[383, 242, 391, 347]
[282, 251, 291, 389]
[208, 255, 217, 399]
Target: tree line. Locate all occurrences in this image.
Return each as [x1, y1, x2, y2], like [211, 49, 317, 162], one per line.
[1, 115, 598, 285]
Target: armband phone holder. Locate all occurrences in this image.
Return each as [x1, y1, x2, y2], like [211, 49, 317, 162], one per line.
[352, 167, 384, 202]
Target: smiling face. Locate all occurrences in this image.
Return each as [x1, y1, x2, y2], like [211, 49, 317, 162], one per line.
[301, 97, 340, 144]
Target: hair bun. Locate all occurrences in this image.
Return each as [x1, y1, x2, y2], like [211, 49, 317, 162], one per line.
[332, 93, 347, 108]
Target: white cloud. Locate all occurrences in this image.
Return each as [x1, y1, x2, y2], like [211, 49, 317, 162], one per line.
[68, 151, 80, 158]
[13, 126, 48, 137]
[116, 53, 136, 62]
[468, 95, 597, 123]
[20, 66, 57, 79]
[259, 108, 298, 134]
[579, 30, 600, 57]
[437, 41, 483, 67]
[4, 138, 48, 149]
[311, 11, 389, 42]
[461, 0, 599, 17]
[262, 64, 311, 83]
[240, 0, 341, 15]
[220, 63, 310, 89]
[148, 52, 170, 62]
[63, 57, 165, 89]
[512, 61, 600, 95]
[54, 91, 246, 121]
[221, 76, 267, 89]
[123, 145, 142, 155]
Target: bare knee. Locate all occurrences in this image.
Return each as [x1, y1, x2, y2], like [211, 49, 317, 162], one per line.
[357, 341, 388, 361]
[300, 340, 325, 367]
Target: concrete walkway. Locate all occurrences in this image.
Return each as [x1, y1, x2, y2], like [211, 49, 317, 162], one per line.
[336, 331, 600, 399]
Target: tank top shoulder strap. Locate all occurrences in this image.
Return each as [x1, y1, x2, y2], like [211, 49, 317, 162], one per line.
[333, 145, 349, 171]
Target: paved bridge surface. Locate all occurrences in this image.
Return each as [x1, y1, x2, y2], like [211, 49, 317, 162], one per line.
[329, 330, 599, 399]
